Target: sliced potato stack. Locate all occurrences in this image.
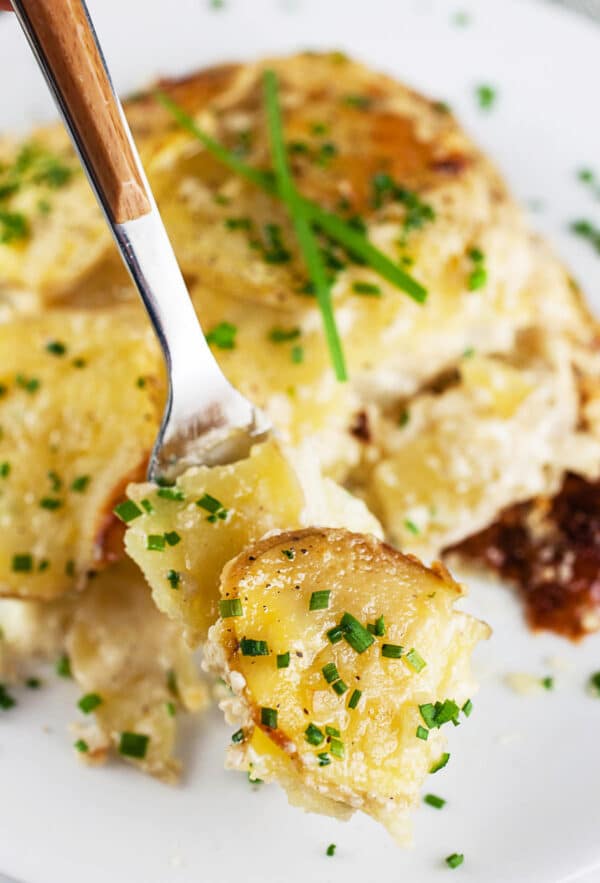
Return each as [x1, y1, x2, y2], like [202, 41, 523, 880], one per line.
[0, 308, 163, 600]
[206, 527, 489, 842]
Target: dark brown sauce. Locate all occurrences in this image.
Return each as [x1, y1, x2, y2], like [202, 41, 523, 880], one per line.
[450, 473, 600, 640]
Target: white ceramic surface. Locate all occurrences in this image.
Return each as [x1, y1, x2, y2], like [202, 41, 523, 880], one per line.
[1, 1, 600, 881]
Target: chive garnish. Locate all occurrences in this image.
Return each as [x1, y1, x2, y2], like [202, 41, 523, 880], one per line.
[167, 569, 181, 589]
[269, 326, 301, 343]
[305, 723, 324, 746]
[264, 70, 347, 381]
[113, 500, 143, 523]
[291, 344, 304, 364]
[240, 638, 269, 656]
[0, 684, 16, 710]
[424, 793, 446, 809]
[326, 844, 336, 857]
[56, 653, 71, 678]
[330, 738, 344, 758]
[462, 698, 473, 716]
[45, 340, 66, 356]
[282, 549, 295, 560]
[0, 462, 9, 477]
[476, 83, 496, 110]
[541, 676, 554, 691]
[339, 612, 374, 654]
[446, 853, 464, 869]
[119, 731, 150, 759]
[164, 531, 181, 546]
[140, 499, 154, 514]
[26, 677, 41, 689]
[325, 725, 340, 737]
[348, 688, 362, 709]
[322, 663, 340, 684]
[420, 700, 460, 729]
[78, 693, 102, 714]
[416, 725, 429, 740]
[405, 648, 427, 672]
[382, 643, 403, 659]
[261, 707, 278, 729]
[157, 486, 185, 501]
[318, 752, 331, 766]
[232, 728, 245, 744]
[219, 598, 243, 618]
[12, 554, 33, 573]
[206, 321, 237, 349]
[588, 671, 600, 695]
[74, 739, 89, 753]
[40, 497, 61, 510]
[352, 281, 382, 297]
[332, 679, 348, 696]
[277, 652, 290, 669]
[71, 475, 90, 493]
[309, 590, 331, 611]
[430, 752, 450, 774]
[147, 534, 166, 551]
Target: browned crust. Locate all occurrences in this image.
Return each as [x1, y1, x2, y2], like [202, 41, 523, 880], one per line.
[450, 473, 600, 640]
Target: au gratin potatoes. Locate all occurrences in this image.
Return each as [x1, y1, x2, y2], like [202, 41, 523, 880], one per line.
[1, 51, 599, 840]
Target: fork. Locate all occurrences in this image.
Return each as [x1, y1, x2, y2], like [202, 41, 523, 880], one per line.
[9, 0, 271, 481]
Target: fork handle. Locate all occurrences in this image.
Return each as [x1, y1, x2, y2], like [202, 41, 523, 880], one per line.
[10, 0, 151, 223]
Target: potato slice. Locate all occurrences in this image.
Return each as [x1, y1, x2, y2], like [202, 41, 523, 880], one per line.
[206, 527, 489, 842]
[124, 440, 306, 645]
[0, 308, 163, 600]
[67, 560, 207, 781]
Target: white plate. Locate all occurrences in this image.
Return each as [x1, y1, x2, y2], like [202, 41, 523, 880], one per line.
[2, 1, 600, 881]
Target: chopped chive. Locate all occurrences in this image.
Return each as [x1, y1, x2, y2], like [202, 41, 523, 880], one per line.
[541, 676, 554, 691]
[47, 470, 62, 492]
[147, 534, 166, 551]
[352, 281, 382, 297]
[420, 699, 460, 728]
[348, 688, 362, 709]
[382, 643, 403, 659]
[240, 638, 269, 656]
[140, 498, 154, 514]
[196, 493, 224, 513]
[291, 344, 304, 364]
[206, 321, 237, 349]
[330, 738, 344, 758]
[405, 648, 427, 672]
[322, 663, 340, 684]
[78, 693, 102, 714]
[261, 707, 278, 729]
[326, 844, 336, 857]
[164, 531, 181, 546]
[309, 590, 331, 611]
[15, 374, 40, 394]
[340, 612, 374, 654]
[587, 671, 600, 695]
[446, 853, 464, 869]
[167, 569, 181, 589]
[26, 677, 41, 689]
[74, 739, 89, 753]
[305, 723, 324, 746]
[0, 461, 10, 477]
[45, 340, 66, 356]
[12, 554, 33, 573]
[282, 548, 295, 560]
[224, 216, 252, 230]
[113, 500, 143, 523]
[56, 653, 71, 678]
[332, 679, 348, 696]
[65, 559, 75, 578]
[166, 701, 176, 717]
[0, 684, 16, 710]
[318, 752, 331, 766]
[468, 265, 487, 291]
[231, 728, 245, 744]
[374, 615, 385, 637]
[476, 83, 496, 110]
[166, 669, 178, 697]
[327, 625, 344, 644]
[277, 652, 290, 669]
[269, 326, 301, 343]
[119, 731, 149, 759]
[416, 725, 429, 740]
[70, 475, 90, 493]
[424, 793, 446, 809]
[219, 598, 243, 618]
[39, 496, 61, 510]
[462, 698, 473, 716]
[343, 93, 372, 109]
[136, 376, 146, 389]
[325, 725, 340, 737]
[157, 487, 185, 501]
[430, 752, 450, 774]
[263, 70, 347, 381]
[404, 519, 419, 535]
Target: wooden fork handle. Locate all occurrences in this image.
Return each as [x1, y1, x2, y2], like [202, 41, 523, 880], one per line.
[11, 0, 151, 223]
